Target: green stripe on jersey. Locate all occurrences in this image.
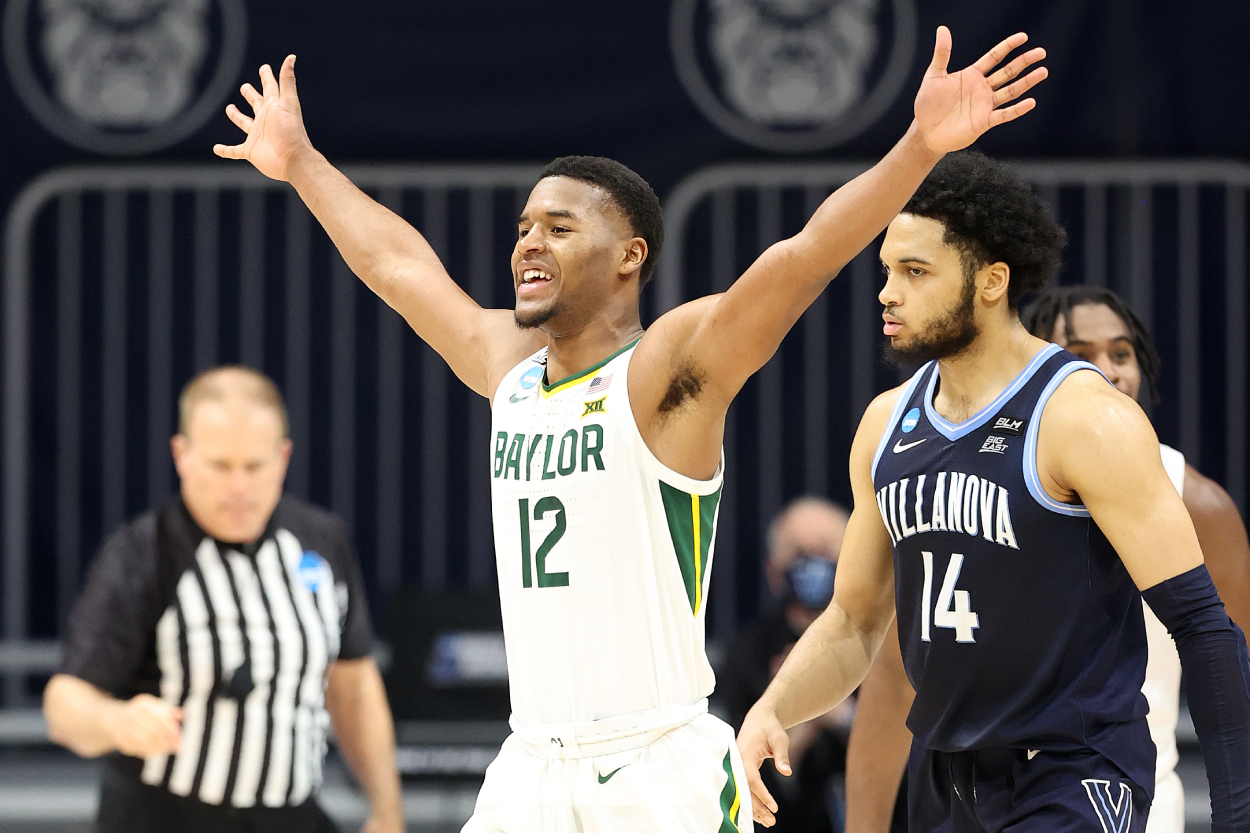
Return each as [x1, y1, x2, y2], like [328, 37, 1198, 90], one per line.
[659, 481, 721, 615]
[719, 748, 742, 832]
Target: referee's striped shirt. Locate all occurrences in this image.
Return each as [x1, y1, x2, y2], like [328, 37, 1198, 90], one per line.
[59, 496, 373, 808]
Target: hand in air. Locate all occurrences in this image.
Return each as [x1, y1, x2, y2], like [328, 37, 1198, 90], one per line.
[736, 706, 793, 827]
[914, 26, 1048, 154]
[213, 55, 313, 182]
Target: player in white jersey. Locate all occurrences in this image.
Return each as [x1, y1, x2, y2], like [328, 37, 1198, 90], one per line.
[840, 285, 1250, 833]
[214, 27, 1049, 830]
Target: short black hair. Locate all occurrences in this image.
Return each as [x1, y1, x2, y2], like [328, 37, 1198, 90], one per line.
[903, 150, 1067, 310]
[1020, 285, 1162, 403]
[538, 156, 664, 287]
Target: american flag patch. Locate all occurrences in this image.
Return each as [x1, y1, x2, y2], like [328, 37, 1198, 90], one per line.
[586, 373, 613, 394]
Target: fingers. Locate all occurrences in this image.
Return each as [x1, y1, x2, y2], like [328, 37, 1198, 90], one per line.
[240, 82, 262, 110]
[989, 97, 1038, 127]
[259, 63, 279, 98]
[225, 103, 253, 132]
[986, 46, 1046, 90]
[972, 31, 1029, 76]
[927, 25, 952, 75]
[279, 54, 298, 99]
[213, 143, 247, 159]
[769, 726, 793, 777]
[993, 66, 1048, 107]
[745, 766, 779, 826]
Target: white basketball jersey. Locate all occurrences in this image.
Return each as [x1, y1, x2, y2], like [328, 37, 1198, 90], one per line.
[489, 341, 721, 726]
[1143, 442, 1186, 787]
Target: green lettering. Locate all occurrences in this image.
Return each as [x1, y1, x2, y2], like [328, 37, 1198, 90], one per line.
[557, 430, 578, 476]
[541, 435, 557, 480]
[525, 434, 544, 482]
[534, 496, 569, 587]
[581, 424, 605, 471]
[519, 498, 532, 588]
[493, 431, 508, 478]
[504, 433, 524, 480]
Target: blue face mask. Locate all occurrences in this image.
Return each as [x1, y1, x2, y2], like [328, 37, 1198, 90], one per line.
[785, 555, 837, 610]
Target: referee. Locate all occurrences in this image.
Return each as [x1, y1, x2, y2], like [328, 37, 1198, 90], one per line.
[43, 366, 403, 833]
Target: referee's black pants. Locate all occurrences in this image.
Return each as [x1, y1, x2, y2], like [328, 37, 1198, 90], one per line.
[97, 762, 341, 833]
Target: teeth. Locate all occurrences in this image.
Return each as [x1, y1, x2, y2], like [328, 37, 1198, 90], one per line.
[522, 269, 550, 283]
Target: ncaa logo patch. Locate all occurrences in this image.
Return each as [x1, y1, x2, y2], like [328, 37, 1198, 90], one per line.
[298, 551, 326, 593]
[519, 366, 544, 391]
[901, 407, 920, 433]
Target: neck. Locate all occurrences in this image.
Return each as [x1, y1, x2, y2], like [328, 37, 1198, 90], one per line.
[932, 316, 1048, 424]
[541, 303, 644, 384]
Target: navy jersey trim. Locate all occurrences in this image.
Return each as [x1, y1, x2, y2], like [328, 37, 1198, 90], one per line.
[1022, 360, 1109, 516]
[922, 344, 1062, 441]
[871, 364, 933, 483]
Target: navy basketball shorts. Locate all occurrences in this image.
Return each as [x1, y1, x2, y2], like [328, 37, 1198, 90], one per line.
[907, 741, 1153, 833]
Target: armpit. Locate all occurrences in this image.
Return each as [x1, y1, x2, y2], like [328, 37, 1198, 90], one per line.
[657, 362, 706, 417]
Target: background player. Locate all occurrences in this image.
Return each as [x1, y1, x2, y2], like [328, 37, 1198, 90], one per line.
[842, 285, 1250, 833]
[736, 152, 1250, 831]
[214, 28, 1048, 830]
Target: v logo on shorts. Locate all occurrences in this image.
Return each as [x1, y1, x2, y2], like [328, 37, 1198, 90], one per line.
[597, 764, 629, 784]
[1081, 779, 1133, 833]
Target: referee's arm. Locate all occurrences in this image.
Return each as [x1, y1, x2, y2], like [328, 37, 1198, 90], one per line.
[326, 658, 403, 833]
[44, 675, 181, 759]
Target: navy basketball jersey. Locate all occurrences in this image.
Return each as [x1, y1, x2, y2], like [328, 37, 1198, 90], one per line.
[872, 344, 1150, 756]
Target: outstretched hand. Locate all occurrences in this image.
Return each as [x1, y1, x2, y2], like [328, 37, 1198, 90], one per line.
[213, 55, 314, 182]
[914, 26, 1048, 154]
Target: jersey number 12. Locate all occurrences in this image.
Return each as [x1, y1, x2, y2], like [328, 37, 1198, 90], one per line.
[519, 497, 568, 588]
[920, 551, 979, 643]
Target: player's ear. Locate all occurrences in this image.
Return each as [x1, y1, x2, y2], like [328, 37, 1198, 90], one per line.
[982, 262, 1011, 305]
[620, 237, 647, 279]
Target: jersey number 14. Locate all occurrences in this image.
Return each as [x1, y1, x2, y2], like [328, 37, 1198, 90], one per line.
[920, 551, 979, 643]
[519, 497, 568, 588]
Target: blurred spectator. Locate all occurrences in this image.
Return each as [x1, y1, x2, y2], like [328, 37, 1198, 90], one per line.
[42, 366, 402, 833]
[714, 496, 852, 833]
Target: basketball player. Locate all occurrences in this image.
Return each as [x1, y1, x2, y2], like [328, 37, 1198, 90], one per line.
[736, 152, 1250, 832]
[214, 28, 1049, 831]
[839, 285, 1250, 833]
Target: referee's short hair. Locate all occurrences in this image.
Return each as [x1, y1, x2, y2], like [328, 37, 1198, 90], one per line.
[178, 366, 290, 437]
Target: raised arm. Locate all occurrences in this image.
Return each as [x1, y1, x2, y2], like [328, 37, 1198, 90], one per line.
[844, 620, 915, 833]
[214, 57, 539, 398]
[736, 390, 901, 827]
[646, 27, 1046, 404]
[1042, 372, 1250, 831]
[1184, 466, 1250, 632]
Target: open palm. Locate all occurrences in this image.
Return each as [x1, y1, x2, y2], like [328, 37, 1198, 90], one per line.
[213, 55, 312, 183]
[915, 26, 1048, 155]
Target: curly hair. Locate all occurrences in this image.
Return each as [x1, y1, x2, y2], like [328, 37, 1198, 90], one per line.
[539, 156, 664, 287]
[1020, 285, 1162, 403]
[903, 150, 1067, 310]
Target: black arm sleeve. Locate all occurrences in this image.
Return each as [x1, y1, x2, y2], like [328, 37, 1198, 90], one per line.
[329, 515, 374, 661]
[58, 517, 163, 698]
[1142, 564, 1250, 833]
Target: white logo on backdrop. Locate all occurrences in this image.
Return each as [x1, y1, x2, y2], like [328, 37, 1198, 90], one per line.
[4, 0, 246, 155]
[671, 0, 917, 153]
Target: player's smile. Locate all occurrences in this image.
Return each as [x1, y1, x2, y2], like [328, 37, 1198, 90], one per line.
[515, 261, 557, 298]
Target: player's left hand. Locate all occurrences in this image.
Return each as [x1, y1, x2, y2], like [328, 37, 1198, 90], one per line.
[913, 26, 1048, 154]
[737, 704, 793, 827]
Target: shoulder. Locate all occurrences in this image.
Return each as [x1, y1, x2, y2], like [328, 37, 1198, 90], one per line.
[853, 383, 911, 454]
[1182, 464, 1241, 525]
[484, 314, 547, 399]
[634, 296, 722, 364]
[273, 495, 350, 551]
[1041, 366, 1147, 439]
[94, 507, 162, 572]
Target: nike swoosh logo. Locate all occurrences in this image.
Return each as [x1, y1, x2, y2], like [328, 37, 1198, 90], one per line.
[509, 392, 531, 403]
[893, 438, 927, 453]
[597, 765, 628, 784]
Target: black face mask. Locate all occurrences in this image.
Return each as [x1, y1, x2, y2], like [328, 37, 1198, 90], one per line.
[785, 554, 837, 611]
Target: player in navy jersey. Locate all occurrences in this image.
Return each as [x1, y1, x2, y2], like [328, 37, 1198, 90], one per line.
[737, 151, 1250, 833]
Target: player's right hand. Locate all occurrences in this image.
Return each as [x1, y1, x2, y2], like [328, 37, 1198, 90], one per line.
[736, 704, 792, 827]
[110, 694, 183, 759]
[214, 55, 314, 183]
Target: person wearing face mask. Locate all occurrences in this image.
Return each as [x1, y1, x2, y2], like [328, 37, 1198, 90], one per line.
[714, 497, 851, 833]
[42, 366, 402, 833]
[841, 285, 1250, 833]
